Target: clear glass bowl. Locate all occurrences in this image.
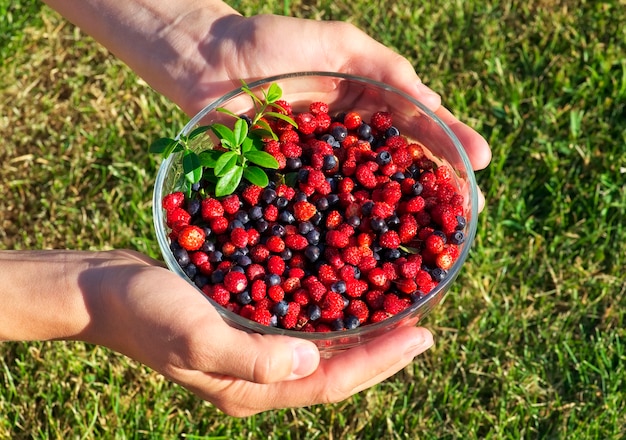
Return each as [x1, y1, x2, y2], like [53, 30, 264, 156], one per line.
[153, 72, 478, 358]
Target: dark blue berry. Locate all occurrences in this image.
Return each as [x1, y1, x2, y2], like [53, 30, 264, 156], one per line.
[298, 221, 314, 235]
[361, 200, 374, 216]
[228, 219, 245, 231]
[280, 248, 293, 261]
[376, 150, 392, 166]
[194, 274, 209, 289]
[279, 210, 295, 224]
[320, 133, 335, 144]
[255, 219, 269, 233]
[412, 181, 424, 196]
[307, 304, 321, 321]
[370, 217, 386, 232]
[286, 157, 302, 170]
[304, 245, 321, 262]
[211, 269, 225, 284]
[331, 319, 345, 331]
[383, 248, 401, 260]
[431, 268, 448, 282]
[456, 215, 467, 230]
[272, 300, 289, 317]
[347, 215, 361, 228]
[236, 291, 252, 305]
[271, 224, 286, 237]
[433, 230, 447, 243]
[297, 169, 309, 183]
[261, 187, 277, 204]
[385, 126, 400, 137]
[208, 250, 223, 263]
[306, 229, 321, 245]
[235, 210, 249, 224]
[344, 315, 360, 330]
[326, 194, 340, 206]
[386, 215, 400, 228]
[330, 125, 348, 142]
[322, 154, 337, 171]
[315, 197, 329, 211]
[331, 280, 347, 294]
[231, 265, 245, 273]
[357, 123, 371, 139]
[310, 212, 323, 226]
[450, 231, 465, 245]
[249, 205, 263, 220]
[236, 255, 252, 267]
[183, 263, 197, 279]
[276, 196, 289, 209]
[186, 199, 201, 216]
[173, 247, 190, 267]
[266, 273, 281, 286]
[391, 171, 406, 181]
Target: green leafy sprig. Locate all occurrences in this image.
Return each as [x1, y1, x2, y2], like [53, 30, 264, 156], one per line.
[150, 82, 297, 197]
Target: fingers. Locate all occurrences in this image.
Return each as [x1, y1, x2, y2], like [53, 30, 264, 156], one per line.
[197, 326, 433, 416]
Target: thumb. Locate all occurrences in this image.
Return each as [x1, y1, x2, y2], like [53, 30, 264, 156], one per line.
[208, 328, 321, 383]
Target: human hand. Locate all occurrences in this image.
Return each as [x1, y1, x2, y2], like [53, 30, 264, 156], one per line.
[163, 14, 491, 208]
[85, 250, 433, 417]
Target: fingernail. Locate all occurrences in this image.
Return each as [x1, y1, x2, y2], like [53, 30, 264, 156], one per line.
[405, 333, 434, 358]
[288, 343, 319, 379]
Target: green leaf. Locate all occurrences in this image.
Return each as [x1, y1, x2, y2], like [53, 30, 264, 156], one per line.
[232, 118, 249, 147]
[216, 107, 240, 119]
[187, 125, 211, 140]
[243, 166, 269, 187]
[198, 149, 222, 167]
[215, 165, 244, 197]
[265, 111, 298, 128]
[182, 150, 202, 184]
[241, 84, 263, 106]
[251, 119, 277, 140]
[149, 137, 176, 154]
[214, 151, 238, 177]
[265, 83, 282, 103]
[209, 123, 236, 147]
[244, 150, 279, 169]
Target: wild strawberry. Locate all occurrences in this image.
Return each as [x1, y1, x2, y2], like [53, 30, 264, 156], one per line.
[223, 271, 248, 293]
[372, 201, 395, 219]
[325, 210, 343, 229]
[230, 227, 248, 248]
[383, 293, 411, 314]
[321, 291, 345, 320]
[250, 279, 267, 301]
[272, 99, 293, 115]
[342, 246, 363, 266]
[365, 290, 386, 310]
[367, 267, 388, 288]
[346, 299, 369, 323]
[294, 112, 317, 135]
[355, 163, 377, 189]
[265, 236, 285, 253]
[242, 185, 263, 206]
[285, 234, 308, 250]
[166, 207, 191, 229]
[251, 307, 273, 326]
[399, 260, 420, 279]
[309, 101, 329, 115]
[209, 216, 229, 235]
[343, 111, 362, 130]
[415, 270, 433, 289]
[162, 192, 185, 210]
[395, 278, 417, 294]
[370, 310, 390, 323]
[249, 244, 270, 263]
[325, 230, 350, 248]
[280, 302, 302, 329]
[370, 111, 393, 132]
[201, 197, 224, 219]
[264, 139, 281, 155]
[379, 230, 401, 249]
[268, 284, 285, 302]
[292, 288, 311, 306]
[315, 113, 332, 133]
[267, 255, 286, 275]
[425, 234, 445, 254]
[293, 200, 317, 222]
[318, 264, 339, 285]
[263, 205, 279, 222]
[206, 283, 230, 306]
[246, 263, 265, 281]
[177, 225, 206, 251]
[221, 194, 241, 214]
[281, 141, 302, 159]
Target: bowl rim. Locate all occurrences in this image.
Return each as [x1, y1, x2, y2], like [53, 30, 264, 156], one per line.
[152, 71, 479, 342]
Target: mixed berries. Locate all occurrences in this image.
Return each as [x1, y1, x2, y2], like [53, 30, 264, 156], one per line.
[161, 96, 468, 332]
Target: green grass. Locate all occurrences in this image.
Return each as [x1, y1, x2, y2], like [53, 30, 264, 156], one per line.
[1, 0, 626, 438]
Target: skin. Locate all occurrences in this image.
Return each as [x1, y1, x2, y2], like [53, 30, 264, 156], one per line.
[0, 0, 491, 417]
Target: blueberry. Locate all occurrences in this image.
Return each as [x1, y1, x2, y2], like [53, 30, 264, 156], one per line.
[286, 157, 302, 170]
[322, 154, 337, 171]
[315, 197, 329, 211]
[450, 231, 466, 245]
[347, 215, 361, 228]
[272, 300, 289, 317]
[344, 315, 360, 330]
[330, 125, 348, 142]
[279, 210, 295, 224]
[235, 210, 249, 224]
[376, 150, 392, 166]
[357, 123, 371, 139]
[304, 245, 321, 262]
[294, 191, 308, 202]
[191, 182, 201, 192]
[320, 133, 335, 144]
[310, 212, 323, 226]
[228, 219, 245, 231]
[385, 126, 400, 137]
[255, 219, 269, 233]
[200, 240, 215, 254]
[249, 205, 263, 220]
[173, 247, 190, 267]
[370, 217, 386, 232]
[386, 215, 400, 228]
[276, 196, 289, 209]
[306, 229, 321, 245]
[186, 198, 201, 216]
[433, 230, 447, 243]
[183, 263, 197, 279]
[231, 265, 245, 273]
[194, 274, 209, 289]
[307, 304, 322, 321]
[412, 181, 424, 196]
[383, 248, 401, 260]
[431, 268, 448, 282]
[211, 269, 225, 284]
[280, 248, 293, 260]
[297, 169, 310, 184]
[331, 280, 347, 294]
[271, 224, 286, 237]
[298, 221, 314, 235]
[208, 250, 223, 263]
[261, 187, 277, 204]
[240, 114, 253, 126]
[237, 255, 252, 267]
[361, 200, 374, 216]
[326, 194, 340, 207]
[236, 291, 252, 305]
[266, 273, 281, 286]
[456, 215, 467, 230]
[391, 171, 406, 181]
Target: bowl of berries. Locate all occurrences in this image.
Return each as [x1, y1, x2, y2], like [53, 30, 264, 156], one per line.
[152, 72, 478, 358]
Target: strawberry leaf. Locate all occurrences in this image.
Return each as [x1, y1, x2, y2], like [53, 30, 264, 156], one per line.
[209, 123, 236, 147]
[215, 165, 243, 197]
[244, 150, 279, 169]
[265, 83, 282, 103]
[243, 166, 269, 187]
[198, 149, 222, 167]
[214, 151, 237, 177]
[182, 150, 202, 184]
[187, 125, 211, 140]
[149, 137, 177, 154]
[232, 118, 249, 148]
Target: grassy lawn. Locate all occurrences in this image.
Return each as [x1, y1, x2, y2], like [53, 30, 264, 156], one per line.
[1, 0, 625, 438]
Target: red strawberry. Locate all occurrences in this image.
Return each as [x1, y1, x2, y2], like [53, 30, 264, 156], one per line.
[293, 200, 317, 222]
[201, 197, 224, 219]
[162, 191, 185, 210]
[177, 225, 205, 251]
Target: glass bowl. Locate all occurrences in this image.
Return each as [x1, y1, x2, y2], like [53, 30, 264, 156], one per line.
[153, 72, 478, 358]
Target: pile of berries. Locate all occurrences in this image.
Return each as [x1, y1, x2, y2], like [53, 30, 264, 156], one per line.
[161, 100, 468, 332]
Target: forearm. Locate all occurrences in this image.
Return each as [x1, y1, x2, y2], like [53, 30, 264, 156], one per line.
[42, 0, 242, 113]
